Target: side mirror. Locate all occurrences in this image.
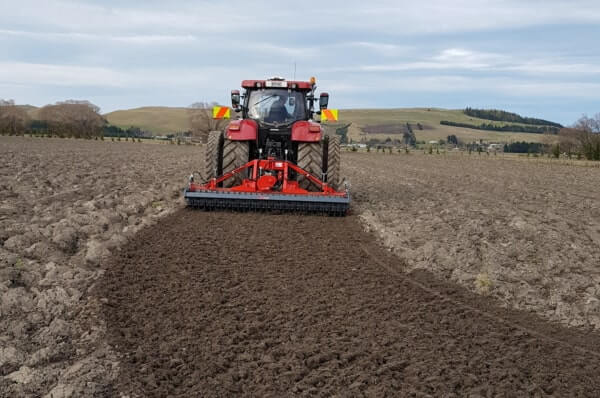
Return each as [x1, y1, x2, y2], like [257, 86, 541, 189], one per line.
[231, 90, 240, 110]
[319, 93, 329, 110]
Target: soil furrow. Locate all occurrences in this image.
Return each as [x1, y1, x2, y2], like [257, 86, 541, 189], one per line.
[100, 209, 600, 397]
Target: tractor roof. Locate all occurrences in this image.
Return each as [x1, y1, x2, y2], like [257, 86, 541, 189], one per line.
[241, 79, 313, 90]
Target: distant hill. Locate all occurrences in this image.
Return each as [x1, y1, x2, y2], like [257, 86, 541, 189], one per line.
[338, 108, 554, 143]
[104, 107, 191, 134]
[15, 104, 559, 144]
[463, 107, 562, 128]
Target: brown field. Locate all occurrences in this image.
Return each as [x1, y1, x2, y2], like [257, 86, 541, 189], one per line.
[1, 136, 600, 396]
[0, 137, 199, 396]
[347, 152, 600, 329]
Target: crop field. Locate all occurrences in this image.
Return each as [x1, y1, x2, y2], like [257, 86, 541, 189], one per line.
[1, 136, 600, 396]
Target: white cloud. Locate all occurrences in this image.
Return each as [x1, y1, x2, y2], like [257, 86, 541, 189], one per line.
[0, 62, 241, 89]
[504, 61, 600, 75]
[3, 0, 600, 37]
[355, 0, 600, 34]
[318, 74, 600, 99]
[324, 47, 600, 75]
[0, 28, 322, 59]
[0, 62, 128, 87]
[0, 29, 197, 45]
[110, 34, 197, 44]
[343, 42, 412, 56]
[243, 43, 321, 58]
[495, 80, 600, 98]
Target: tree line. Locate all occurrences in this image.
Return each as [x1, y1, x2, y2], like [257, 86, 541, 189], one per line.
[503, 141, 544, 153]
[502, 114, 600, 160]
[463, 107, 563, 128]
[1, 99, 241, 142]
[0, 99, 105, 138]
[0, 99, 156, 139]
[558, 114, 600, 160]
[102, 125, 152, 138]
[440, 120, 560, 134]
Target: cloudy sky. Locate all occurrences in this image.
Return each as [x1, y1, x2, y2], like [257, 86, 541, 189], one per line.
[1, 0, 599, 124]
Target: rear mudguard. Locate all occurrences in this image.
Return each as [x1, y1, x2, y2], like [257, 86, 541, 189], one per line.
[291, 121, 322, 142]
[226, 119, 258, 140]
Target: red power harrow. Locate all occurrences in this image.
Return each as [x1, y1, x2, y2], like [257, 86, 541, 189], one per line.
[184, 157, 350, 216]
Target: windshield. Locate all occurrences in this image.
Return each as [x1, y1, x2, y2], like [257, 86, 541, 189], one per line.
[247, 89, 306, 125]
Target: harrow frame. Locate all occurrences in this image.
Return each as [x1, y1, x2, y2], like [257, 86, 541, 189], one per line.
[184, 158, 350, 216]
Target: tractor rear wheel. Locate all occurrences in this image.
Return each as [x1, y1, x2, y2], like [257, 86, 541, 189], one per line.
[222, 139, 250, 188]
[325, 135, 341, 190]
[297, 142, 323, 191]
[203, 131, 223, 180]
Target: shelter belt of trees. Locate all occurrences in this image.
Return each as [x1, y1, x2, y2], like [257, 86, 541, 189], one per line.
[0, 99, 104, 138]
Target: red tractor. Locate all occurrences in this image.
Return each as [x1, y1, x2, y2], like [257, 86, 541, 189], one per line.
[185, 77, 349, 215]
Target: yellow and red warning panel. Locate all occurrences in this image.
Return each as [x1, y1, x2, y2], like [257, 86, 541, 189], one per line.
[321, 109, 338, 122]
[212, 106, 231, 119]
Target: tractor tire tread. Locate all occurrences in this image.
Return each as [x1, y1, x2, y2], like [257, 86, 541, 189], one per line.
[203, 131, 222, 181]
[326, 135, 341, 190]
[222, 139, 249, 188]
[297, 142, 323, 191]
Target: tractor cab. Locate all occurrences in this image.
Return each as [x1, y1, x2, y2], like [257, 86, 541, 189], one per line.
[234, 77, 321, 124]
[244, 87, 307, 159]
[229, 77, 327, 160]
[245, 89, 306, 126]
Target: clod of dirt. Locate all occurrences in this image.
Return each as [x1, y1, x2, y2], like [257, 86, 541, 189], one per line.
[0, 346, 25, 375]
[6, 366, 35, 384]
[44, 383, 74, 398]
[85, 240, 109, 265]
[52, 227, 80, 255]
[3, 234, 33, 252]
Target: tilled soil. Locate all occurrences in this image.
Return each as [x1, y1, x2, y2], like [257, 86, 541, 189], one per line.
[0, 136, 201, 397]
[347, 152, 600, 329]
[3, 137, 600, 396]
[101, 210, 600, 397]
